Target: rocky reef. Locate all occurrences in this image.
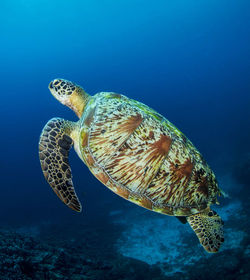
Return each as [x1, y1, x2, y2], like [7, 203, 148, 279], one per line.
[0, 227, 163, 280]
[1, 200, 249, 280]
[1, 172, 249, 279]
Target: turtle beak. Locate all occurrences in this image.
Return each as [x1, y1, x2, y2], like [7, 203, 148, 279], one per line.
[48, 79, 61, 91]
[48, 79, 62, 102]
[48, 79, 64, 98]
[49, 81, 54, 89]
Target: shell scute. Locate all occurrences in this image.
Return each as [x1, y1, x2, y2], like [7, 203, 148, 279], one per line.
[185, 160, 218, 207]
[87, 94, 143, 165]
[104, 116, 173, 194]
[145, 138, 194, 207]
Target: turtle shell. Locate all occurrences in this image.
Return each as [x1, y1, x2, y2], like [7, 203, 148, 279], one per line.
[79, 92, 220, 216]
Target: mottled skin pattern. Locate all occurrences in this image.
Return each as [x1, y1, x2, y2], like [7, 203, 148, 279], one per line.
[187, 208, 224, 253]
[39, 79, 224, 253]
[39, 118, 81, 211]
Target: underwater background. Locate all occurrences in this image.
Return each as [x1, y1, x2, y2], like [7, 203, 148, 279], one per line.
[0, 0, 250, 279]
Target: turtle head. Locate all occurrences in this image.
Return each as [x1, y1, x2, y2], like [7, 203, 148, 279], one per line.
[49, 79, 90, 118]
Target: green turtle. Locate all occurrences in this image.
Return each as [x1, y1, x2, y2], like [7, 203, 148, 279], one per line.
[39, 79, 224, 253]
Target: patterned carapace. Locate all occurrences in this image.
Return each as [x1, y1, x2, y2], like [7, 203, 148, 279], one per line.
[79, 92, 219, 216]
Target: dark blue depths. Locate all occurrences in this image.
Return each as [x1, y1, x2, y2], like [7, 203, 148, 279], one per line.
[0, 0, 250, 279]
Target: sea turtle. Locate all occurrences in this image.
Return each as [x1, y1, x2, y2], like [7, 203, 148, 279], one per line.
[39, 79, 224, 253]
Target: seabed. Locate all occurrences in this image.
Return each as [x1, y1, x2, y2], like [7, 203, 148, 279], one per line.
[0, 172, 249, 280]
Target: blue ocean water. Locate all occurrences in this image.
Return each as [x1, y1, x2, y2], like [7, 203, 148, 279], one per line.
[0, 0, 250, 279]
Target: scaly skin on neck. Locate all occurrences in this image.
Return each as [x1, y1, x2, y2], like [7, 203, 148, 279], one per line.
[69, 87, 90, 118]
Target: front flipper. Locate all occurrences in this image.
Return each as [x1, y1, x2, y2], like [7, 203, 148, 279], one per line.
[39, 118, 82, 212]
[187, 208, 224, 253]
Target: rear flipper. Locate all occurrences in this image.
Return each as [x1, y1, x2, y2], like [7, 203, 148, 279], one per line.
[187, 208, 224, 253]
